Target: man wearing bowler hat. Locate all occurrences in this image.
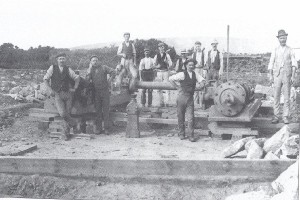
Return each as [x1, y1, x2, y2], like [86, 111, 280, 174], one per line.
[117, 32, 138, 90]
[268, 30, 297, 124]
[86, 55, 117, 135]
[206, 39, 224, 81]
[169, 59, 206, 142]
[175, 49, 189, 72]
[139, 48, 155, 107]
[153, 42, 173, 107]
[43, 53, 80, 140]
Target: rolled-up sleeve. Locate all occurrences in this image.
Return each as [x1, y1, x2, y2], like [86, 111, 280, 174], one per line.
[68, 68, 80, 81]
[169, 72, 185, 81]
[43, 65, 54, 80]
[268, 49, 276, 70]
[196, 73, 205, 83]
[291, 49, 298, 68]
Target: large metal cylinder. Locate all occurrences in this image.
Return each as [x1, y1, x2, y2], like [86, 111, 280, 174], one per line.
[136, 81, 204, 91]
[214, 81, 253, 116]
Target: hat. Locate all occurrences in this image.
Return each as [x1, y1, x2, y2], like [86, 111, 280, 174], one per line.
[180, 49, 188, 54]
[55, 53, 67, 59]
[195, 41, 201, 45]
[158, 42, 165, 47]
[123, 32, 130, 36]
[211, 39, 218, 45]
[184, 59, 197, 66]
[277, 29, 288, 38]
[144, 48, 150, 52]
[90, 55, 99, 60]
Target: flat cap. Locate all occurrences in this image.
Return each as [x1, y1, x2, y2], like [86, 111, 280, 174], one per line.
[184, 59, 197, 66]
[158, 42, 165, 47]
[195, 41, 201, 45]
[123, 32, 130, 36]
[90, 55, 99, 60]
[144, 48, 150, 52]
[55, 53, 67, 58]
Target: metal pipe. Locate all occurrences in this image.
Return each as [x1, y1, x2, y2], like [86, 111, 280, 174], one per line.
[136, 81, 204, 91]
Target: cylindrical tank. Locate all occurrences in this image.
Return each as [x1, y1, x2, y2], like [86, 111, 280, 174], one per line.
[214, 81, 253, 116]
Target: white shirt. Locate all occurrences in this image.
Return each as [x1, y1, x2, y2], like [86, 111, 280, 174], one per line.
[139, 57, 155, 70]
[194, 51, 206, 67]
[169, 71, 205, 83]
[268, 45, 297, 70]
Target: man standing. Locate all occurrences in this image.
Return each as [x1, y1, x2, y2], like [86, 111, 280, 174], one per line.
[86, 55, 116, 134]
[44, 53, 80, 141]
[153, 42, 173, 107]
[268, 30, 297, 124]
[139, 48, 155, 107]
[192, 41, 206, 108]
[175, 49, 189, 72]
[206, 39, 223, 81]
[117, 32, 138, 90]
[169, 59, 205, 142]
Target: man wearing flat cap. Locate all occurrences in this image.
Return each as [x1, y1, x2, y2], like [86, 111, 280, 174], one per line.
[86, 55, 117, 135]
[268, 30, 297, 124]
[117, 32, 138, 90]
[139, 48, 155, 107]
[169, 59, 206, 142]
[175, 49, 189, 72]
[206, 39, 224, 81]
[192, 41, 206, 108]
[43, 53, 80, 140]
[153, 42, 173, 107]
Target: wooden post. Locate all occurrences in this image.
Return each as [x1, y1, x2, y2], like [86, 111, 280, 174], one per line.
[227, 25, 230, 82]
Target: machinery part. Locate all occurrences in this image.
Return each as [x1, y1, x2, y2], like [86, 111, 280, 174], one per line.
[126, 94, 140, 138]
[135, 81, 205, 91]
[214, 81, 253, 117]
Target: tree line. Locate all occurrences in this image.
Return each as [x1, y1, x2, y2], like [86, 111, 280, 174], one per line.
[0, 39, 177, 70]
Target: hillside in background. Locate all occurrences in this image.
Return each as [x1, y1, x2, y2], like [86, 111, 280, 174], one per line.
[71, 36, 272, 54]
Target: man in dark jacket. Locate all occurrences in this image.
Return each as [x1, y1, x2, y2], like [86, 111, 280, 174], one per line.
[43, 53, 80, 140]
[86, 55, 116, 135]
[206, 39, 223, 80]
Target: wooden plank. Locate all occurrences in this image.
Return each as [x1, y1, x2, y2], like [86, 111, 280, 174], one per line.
[0, 144, 37, 156]
[0, 157, 294, 182]
[29, 112, 59, 120]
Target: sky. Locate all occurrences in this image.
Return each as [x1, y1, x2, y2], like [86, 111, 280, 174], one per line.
[0, 0, 299, 53]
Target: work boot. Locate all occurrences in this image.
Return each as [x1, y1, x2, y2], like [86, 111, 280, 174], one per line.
[283, 117, 289, 124]
[189, 137, 197, 142]
[62, 134, 71, 141]
[179, 134, 186, 140]
[271, 117, 279, 124]
[103, 129, 110, 135]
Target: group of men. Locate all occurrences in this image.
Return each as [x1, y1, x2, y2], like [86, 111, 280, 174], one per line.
[43, 29, 297, 142]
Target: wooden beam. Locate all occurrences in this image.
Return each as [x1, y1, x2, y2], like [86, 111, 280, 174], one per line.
[0, 157, 294, 182]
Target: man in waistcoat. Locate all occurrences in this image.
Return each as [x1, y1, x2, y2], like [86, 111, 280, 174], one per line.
[175, 49, 189, 72]
[169, 59, 206, 142]
[206, 39, 223, 81]
[153, 42, 173, 107]
[139, 48, 155, 107]
[192, 41, 206, 108]
[86, 55, 117, 134]
[268, 30, 297, 124]
[43, 53, 80, 141]
[117, 32, 138, 91]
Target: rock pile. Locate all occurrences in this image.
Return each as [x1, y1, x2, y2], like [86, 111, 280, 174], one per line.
[225, 161, 299, 200]
[222, 125, 299, 160]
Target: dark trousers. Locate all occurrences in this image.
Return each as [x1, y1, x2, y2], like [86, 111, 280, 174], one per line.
[141, 69, 154, 106]
[177, 94, 194, 137]
[94, 89, 110, 132]
[207, 69, 219, 80]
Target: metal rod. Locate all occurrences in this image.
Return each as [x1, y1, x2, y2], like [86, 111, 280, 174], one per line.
[136, 81, 204, 91]
[227, 25, 230, 81]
